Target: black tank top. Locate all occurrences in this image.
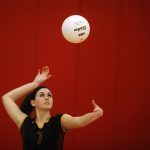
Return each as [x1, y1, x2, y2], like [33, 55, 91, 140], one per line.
[20, 114, 65, 150]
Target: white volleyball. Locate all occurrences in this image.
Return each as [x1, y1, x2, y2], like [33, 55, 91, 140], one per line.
[62, 15, 90, 43]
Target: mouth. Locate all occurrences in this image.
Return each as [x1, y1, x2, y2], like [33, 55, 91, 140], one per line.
[44, 102, 50, 105]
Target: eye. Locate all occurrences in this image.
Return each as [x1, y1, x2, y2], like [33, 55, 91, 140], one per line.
[48, 94, 52, 98]
[39, 93, 45, 97]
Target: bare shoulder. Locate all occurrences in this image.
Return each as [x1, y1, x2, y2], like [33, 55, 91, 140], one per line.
[61, 114, 73, 121]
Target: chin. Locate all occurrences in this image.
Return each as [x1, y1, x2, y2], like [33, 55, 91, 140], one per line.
[44, 106, 52, 110]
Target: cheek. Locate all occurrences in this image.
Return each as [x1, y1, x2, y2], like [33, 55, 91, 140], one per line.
[51, 98, 53, 104]
[35, 99, 43, 106]
[49, 99, 53, 108]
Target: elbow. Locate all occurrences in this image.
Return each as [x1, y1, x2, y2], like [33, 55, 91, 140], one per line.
[2, 95, 6, 101]
[2, 95, 9, 102]
[1, 95, 6, 105]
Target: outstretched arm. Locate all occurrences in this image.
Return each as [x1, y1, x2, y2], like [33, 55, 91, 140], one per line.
[61, 100, 103, 130]
[2, 66, 51, 128]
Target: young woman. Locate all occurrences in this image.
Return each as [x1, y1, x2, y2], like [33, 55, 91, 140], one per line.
[2, 66, 103, 150]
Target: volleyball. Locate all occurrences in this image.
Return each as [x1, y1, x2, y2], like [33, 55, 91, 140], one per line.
[61, 15, 90, 43]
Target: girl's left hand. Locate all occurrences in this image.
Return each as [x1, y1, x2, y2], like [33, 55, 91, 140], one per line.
[92, 100, 103, 114]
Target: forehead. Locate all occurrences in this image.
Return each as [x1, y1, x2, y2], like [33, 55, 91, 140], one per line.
[37, 88, 51, 94]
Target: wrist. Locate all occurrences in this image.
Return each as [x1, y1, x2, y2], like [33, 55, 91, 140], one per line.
[33, 81, 41, 86]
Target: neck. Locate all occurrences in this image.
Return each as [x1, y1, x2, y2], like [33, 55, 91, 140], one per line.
[35, 109, 51, 123]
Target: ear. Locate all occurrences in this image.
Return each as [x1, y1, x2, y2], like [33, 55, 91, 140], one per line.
[30, 100, 35, 107]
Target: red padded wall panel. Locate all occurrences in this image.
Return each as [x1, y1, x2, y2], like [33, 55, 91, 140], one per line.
[0, 0, 150, 150]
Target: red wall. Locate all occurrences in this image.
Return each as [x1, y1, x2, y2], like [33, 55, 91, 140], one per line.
[0, 0, 150, 150]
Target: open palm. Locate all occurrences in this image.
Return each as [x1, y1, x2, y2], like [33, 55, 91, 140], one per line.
[34, 66, 51, 84]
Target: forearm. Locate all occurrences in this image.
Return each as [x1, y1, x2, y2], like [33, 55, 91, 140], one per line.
[78, 110, 103, 127]
[62, 104, 103, 129]
[2, 82, 39, 102]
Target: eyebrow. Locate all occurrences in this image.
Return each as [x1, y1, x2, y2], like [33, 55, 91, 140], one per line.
[38, 92, 51, 94]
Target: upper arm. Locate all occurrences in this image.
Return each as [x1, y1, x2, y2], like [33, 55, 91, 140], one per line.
[61, 114, 82, 130]
[2, 96, 27, 128]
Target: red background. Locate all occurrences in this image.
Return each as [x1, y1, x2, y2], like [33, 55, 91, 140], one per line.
[0, 0, 150, 150]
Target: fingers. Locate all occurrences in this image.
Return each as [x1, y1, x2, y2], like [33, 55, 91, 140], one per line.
[42, 66, 49, 73]
[92, 100, 100, 112]
[37, 66, 51, 77]
[38, 69, 41, 74]
[44, 66, 49, 72]
[38, 66, 49, 75]
[92, 100, 97, 108]
[92, 100, 103, 115]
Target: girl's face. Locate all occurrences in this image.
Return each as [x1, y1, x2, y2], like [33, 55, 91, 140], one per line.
[32, 88, 53, 110]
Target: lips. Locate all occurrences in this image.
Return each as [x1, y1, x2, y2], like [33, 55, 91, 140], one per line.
[44, 102, 50, 104]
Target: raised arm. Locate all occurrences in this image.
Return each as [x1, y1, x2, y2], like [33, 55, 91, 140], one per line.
[2, 66, 51, 128]
[61, 100, 103, 130]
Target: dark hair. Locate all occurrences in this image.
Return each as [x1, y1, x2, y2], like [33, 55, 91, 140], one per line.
[20, 86, 49, 115]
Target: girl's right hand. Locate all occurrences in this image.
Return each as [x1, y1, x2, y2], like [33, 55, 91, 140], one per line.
[33, 66, 52, 84]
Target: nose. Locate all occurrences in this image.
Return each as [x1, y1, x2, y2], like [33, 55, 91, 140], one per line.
[45, 96, 49, 101]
